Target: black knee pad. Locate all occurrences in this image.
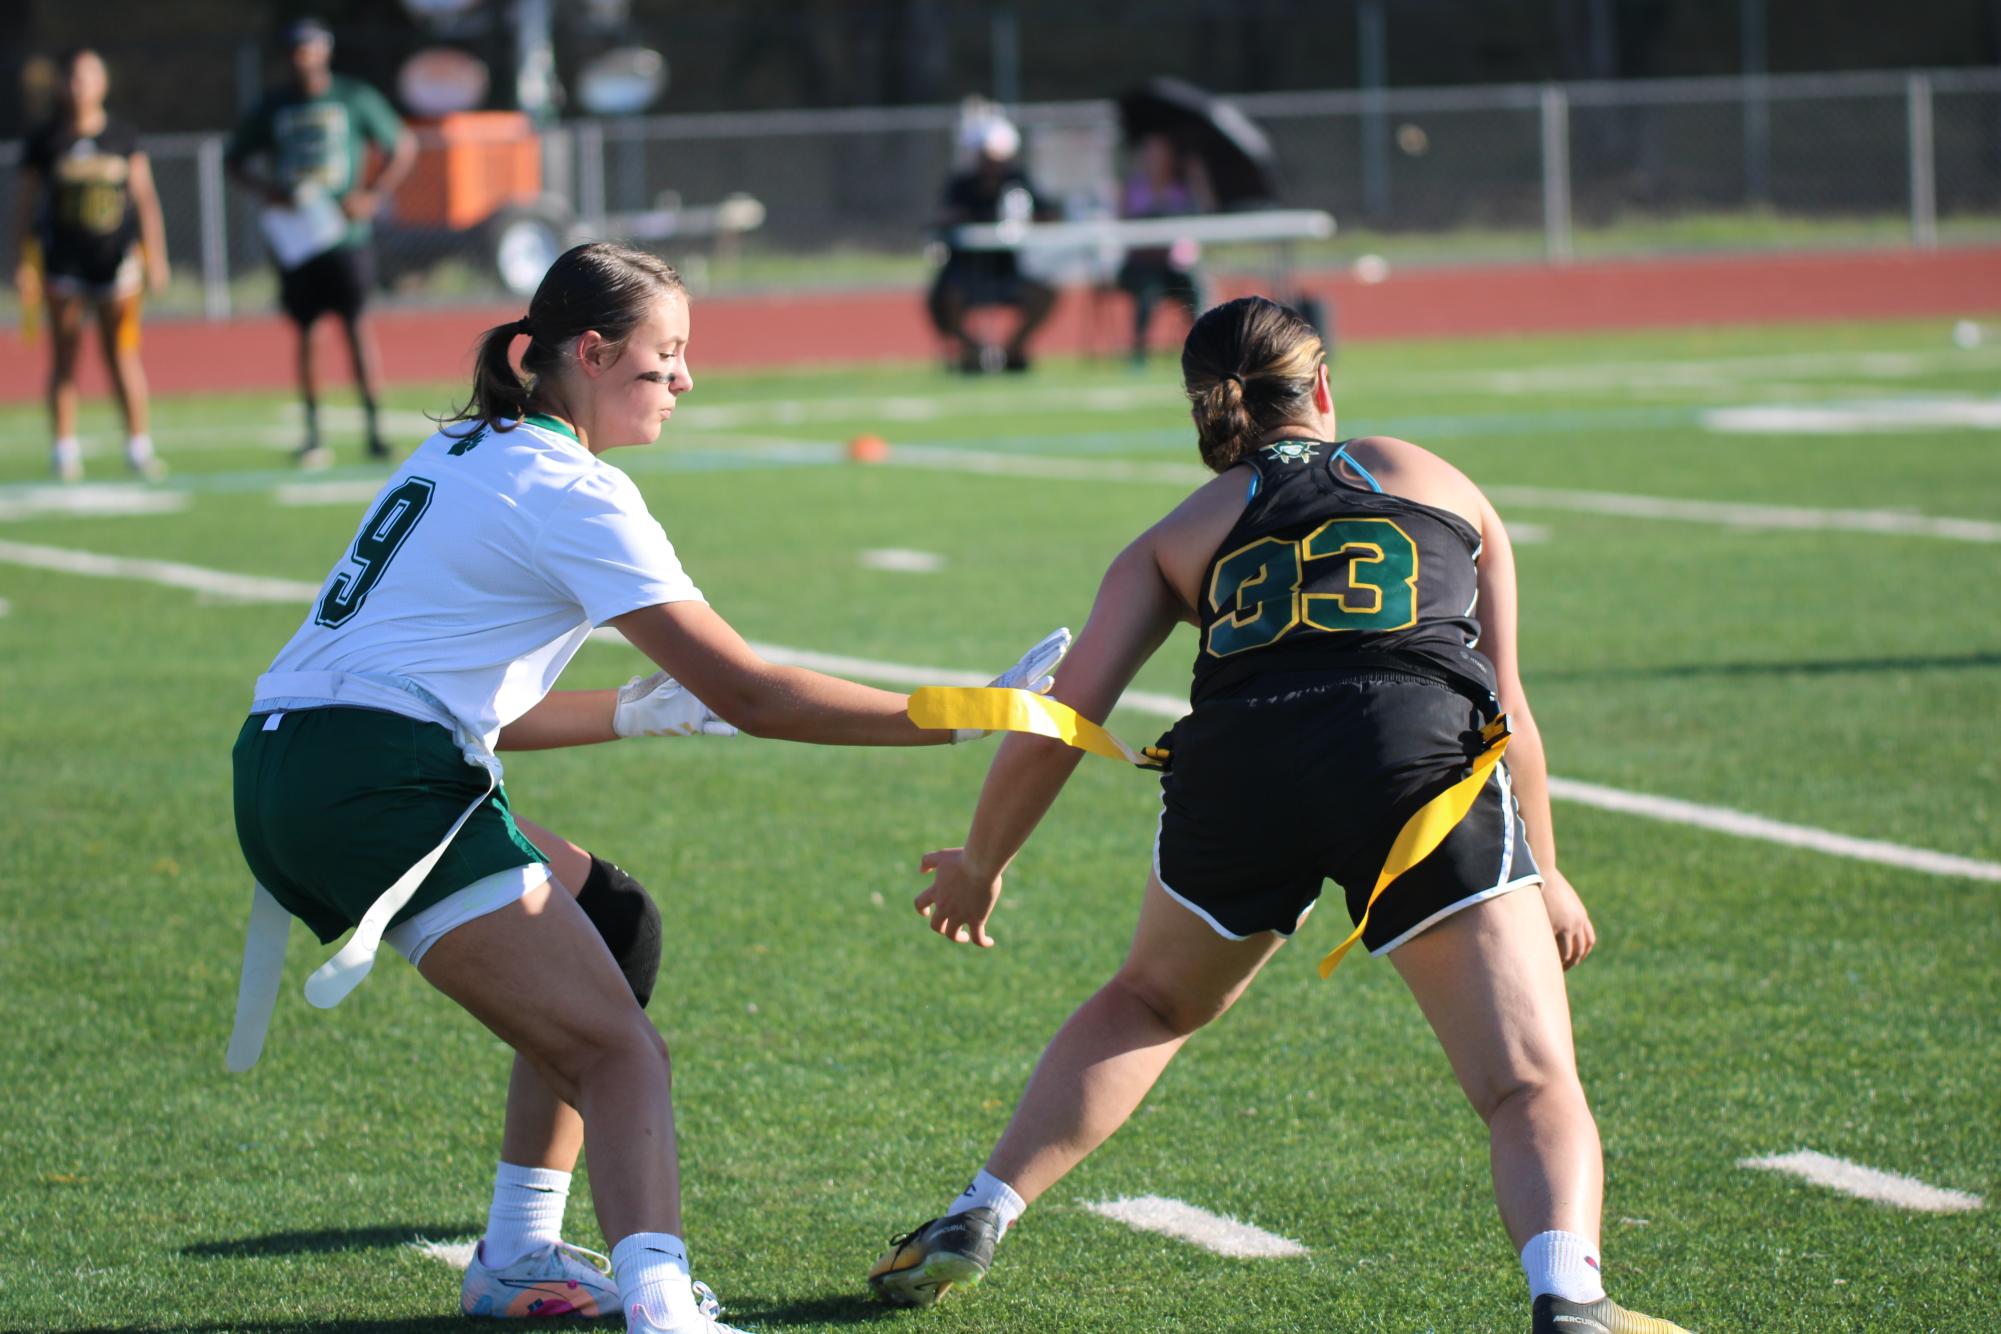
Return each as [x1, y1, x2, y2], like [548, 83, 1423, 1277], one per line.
[576, 855, 662, 1008]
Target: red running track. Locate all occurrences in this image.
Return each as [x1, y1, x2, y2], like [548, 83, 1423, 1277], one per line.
[3, 247, 1998, 402]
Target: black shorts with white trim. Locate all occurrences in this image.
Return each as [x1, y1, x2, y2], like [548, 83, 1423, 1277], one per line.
[1154, 667, 1540, 952]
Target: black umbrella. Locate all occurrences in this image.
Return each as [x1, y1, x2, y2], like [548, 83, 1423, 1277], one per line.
[1117, 77, 1281, 208]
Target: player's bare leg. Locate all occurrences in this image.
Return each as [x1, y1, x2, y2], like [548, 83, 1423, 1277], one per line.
[96, 292, 162, 479]
[293, 318, 329, 467]
[873, 874, 1284, 1306]
[986, 873, 1284, 1201]
[419, 877, 681, 1240]
[338, 311, 392, 458]
[45, 290, 86, 480]
[1389, 887, 1600, 1248]
[1390, 890, 1685, 1331]
[503, 815, 594, 1171]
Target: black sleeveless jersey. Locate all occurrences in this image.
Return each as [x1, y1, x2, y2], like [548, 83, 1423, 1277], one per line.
[24, 117, 140, 271]
[1189, 439, 1496, 705]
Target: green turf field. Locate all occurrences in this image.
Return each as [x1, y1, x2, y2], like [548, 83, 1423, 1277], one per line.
[2, 318, 1997, 1332]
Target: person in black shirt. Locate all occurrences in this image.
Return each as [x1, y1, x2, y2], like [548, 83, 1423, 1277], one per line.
[927, 119, 1056, 373]
[13, 48, 169, 482]
[870, 297, 1693, 1334]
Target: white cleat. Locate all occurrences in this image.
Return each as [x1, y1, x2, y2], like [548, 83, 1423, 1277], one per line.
[626, 1281, 756, 1333]
[459, 1239, 618, 1318]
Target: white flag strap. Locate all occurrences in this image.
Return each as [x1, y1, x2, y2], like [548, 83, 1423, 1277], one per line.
[225, 883, 294, 1073]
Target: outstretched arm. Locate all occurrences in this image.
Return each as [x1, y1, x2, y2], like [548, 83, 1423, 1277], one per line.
[918, 536, 1184, 946]
[611, 600, 947, 746]
[1475, 489, 1594, 968]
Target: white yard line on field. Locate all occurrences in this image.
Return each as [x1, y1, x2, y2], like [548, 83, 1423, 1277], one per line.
[0, 538, 320, 603]
[1, 539, 1993, 885]
[858, 547, 946, 573]
[1703, 397, 2001, 434]
[1543, 778, 2001, 883]
[1085, 1196, 1308, 1259]
[1486, 486, 2001, 544]
[1740, 1150, 1983, 1213]
[0, 485, 190, 522]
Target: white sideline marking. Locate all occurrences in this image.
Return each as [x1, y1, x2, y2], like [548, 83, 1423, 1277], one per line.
[275, 480, 387, 507]
[1704, 397, 2001, 434]
[2, 540, 1993, 884]
[1739, 1150, 1984, 1213]
[1545, 778, 2001, 882]
[409, 1236, 479, 1270]
[0, 485, 189, 523]
[863, 450, 2001, 545]
[0, 538, 320, 603]
[1085, 1195, 1307, 1259]
[1486, 486, 2001, 544]
[859, 547, 945, 573]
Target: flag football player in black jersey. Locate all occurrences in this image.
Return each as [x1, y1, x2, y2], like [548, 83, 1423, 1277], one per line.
[869, 296, 1692, 1334]
[15, 47, 169, 482]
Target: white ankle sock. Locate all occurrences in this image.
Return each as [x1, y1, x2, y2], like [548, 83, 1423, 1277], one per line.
[125, 433, 156, 464]
[952, 1169, 1027, 1233]
[611, 1231, 700, 1329]
[1520, 1229, 1605, 1303]
[53, 437, 81, 466]
[482, 1162, 570, 1268]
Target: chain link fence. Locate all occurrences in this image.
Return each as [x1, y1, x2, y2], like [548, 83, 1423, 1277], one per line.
[4, 66, 1997, 319]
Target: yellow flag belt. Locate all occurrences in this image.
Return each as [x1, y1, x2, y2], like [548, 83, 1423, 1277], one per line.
[908, 685, 1510, 979]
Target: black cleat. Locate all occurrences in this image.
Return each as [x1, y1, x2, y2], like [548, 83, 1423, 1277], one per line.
[1534, 1295, 1694, 1333]
[867, 1207, 1000, 1307]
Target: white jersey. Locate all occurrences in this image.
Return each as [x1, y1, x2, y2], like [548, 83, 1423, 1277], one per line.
[258, 415, 702, 751]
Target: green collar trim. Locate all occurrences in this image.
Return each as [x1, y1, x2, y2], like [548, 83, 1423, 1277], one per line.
[522, 412, 580, 443]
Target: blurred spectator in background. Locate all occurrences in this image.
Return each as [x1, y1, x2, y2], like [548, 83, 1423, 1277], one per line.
[927, 115, 1056, 373]
[1114, 130, 1212, 365]
[14, 48, 169, 482]
[226, 17, 413, 468]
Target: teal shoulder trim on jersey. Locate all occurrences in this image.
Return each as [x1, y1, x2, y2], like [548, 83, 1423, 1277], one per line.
[1332, 443, 1384, 493]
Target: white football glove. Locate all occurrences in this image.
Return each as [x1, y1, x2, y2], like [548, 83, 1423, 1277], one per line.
[953, 627, 1073, 742]
[613, 671, 738, 738]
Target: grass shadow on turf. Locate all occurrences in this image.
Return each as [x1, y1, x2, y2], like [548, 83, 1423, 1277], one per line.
[178, 1223, 482, 1258]
[1539, 649, 2001, 683]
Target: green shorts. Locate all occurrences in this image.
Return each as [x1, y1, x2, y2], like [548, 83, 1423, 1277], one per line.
[232, 706, 546, 945]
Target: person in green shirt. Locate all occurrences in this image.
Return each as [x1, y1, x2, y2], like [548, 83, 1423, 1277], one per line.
[226, 17, 414, 468]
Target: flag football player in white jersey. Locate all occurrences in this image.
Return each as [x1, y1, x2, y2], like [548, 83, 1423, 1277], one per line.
[867, 297, 1692, 1334]
[230, 242, 1064, 1334]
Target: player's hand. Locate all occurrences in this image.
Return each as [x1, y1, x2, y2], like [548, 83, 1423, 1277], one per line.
[952, 627, 1071, 742]
[1539, 867, 1595, 969]
[146, 257, 170, 296]
[915, 848, 1002, 947]
[612, 671, 738, 738]
[340, 189, 381, 221]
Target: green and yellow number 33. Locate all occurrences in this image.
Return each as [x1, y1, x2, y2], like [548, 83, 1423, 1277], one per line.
[1206, 517, 1420, 657]
[316, 477, 435, 628]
